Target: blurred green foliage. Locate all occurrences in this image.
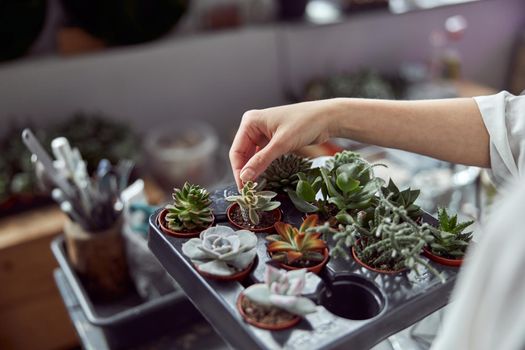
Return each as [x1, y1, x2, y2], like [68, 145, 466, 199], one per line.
[0, 112, 140, 203]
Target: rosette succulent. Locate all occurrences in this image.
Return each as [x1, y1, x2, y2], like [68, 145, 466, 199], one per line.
[165, 182, 213, 232]
[267, 215, 327, 267]
[243, 266, 317, 316]
[261, 154, 312, 192]
[226, 181, 281, 225]
[380, 179, 422, 220]
[182, 225, 257, 276]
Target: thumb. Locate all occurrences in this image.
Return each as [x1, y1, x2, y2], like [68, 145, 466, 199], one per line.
[240, 140, 284, 183]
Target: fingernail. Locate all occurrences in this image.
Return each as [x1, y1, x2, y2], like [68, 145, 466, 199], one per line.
[240, 168, 255, 182]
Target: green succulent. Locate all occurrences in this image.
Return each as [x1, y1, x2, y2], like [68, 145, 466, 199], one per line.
[380, 179, 422, 220]
[226, 181, 280, 225]
[429, 208, 474, 259]
[165, 182, 213, 231]
[314, 194, 443, 282]
[326, 150, 364, 170]
[261, 154, 312, 192]
[322, 161, 384, 217]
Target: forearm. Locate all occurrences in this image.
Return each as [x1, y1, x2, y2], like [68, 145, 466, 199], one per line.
[328, 97, 490, 168]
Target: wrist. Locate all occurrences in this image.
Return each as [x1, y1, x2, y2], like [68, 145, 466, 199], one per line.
[325, 98, 354, 138]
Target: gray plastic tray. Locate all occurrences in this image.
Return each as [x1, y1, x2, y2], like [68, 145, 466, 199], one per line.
[51, 236, 202, 349]
[148, 185, 459, 350]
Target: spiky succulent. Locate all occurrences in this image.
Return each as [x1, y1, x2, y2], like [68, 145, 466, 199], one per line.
[428, 208, 474, 259]
[261, 154, 312, 192]
[314, 194, 444, 282]
[226, 181, 280, 225]
[165, 182, 213, 231]
[380, 179, 422, 220]
[267, 215, 327, 267]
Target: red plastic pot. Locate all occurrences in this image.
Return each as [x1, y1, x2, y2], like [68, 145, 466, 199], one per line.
[194, 260, 255, 282]
[236, 294, 300, 331]
[351, 240, 406, 275]
[272, 248, 330, 275]
[422, 247, 463, 267]
[226, 203, 281, 233]
[157, 208, 214, 238]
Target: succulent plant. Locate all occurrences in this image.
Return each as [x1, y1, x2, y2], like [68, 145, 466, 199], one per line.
[428, 208, 474, 259]
[243, 266, 317, 316]
[321, 161, 384, 216]
[285, 168, 328, 214]
[314, 194, 444, 282]
[326, 150, 364, 170]
[182, 225, 257, 276]
[267, 215, 327, 267]
[261, 154, 312, 192]
[226, 181, 280, 225]
[380, 179, 422, 220]
[165, 182, 213, 231]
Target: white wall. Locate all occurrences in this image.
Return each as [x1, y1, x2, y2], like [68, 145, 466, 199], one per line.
[0, 0, 523, 140]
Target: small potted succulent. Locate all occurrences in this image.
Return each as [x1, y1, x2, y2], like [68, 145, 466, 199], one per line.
[158, 182, 214, 238]
[225, 181, 281, 232]
[315, 194, 443, 281]
[266, 215, 329, 274]
[181, 225, 257, 281]
[261, 154, 312, 193]
[423, 208, 474, 267]
[379, 179, 422, 221]
[237, 266, 317, 330]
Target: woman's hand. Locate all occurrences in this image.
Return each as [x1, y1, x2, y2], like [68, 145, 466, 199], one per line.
[229, 100, 340, 189]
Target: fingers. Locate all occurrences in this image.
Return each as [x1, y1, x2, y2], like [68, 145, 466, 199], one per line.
[229, 110, 267, 190]
[240, 137, 286, 183]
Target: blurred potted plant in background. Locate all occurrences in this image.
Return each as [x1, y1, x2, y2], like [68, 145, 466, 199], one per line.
[59, 0, 188, 54]
[276, 0, 308, 21]
[0, 113, 139, 217]
[0, 0, 47, 62]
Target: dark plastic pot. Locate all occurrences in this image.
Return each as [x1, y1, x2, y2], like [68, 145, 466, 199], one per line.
[157, 208, 214, 238]
[226, 203, 281, 233]
[272, 248, 329, 275]
[351, 240, 406, 275]
[195, 259, 255, 282]
[236, 294, 300, 331]
[422, 247, 463, 267]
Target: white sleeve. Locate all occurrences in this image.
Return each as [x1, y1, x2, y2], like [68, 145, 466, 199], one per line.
[431, 179, 525, 350]
[474, 91, 525, 186]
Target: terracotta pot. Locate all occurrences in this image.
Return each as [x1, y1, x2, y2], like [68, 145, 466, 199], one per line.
[272, 248, 330, 275]
[226, 203, 281, 233]
[422, 247, 463, 267]
[157, 208, 214, 238]
[351, 241, 406, 275]
[194, 259, 255, 282]
[236, 294, 301, 330]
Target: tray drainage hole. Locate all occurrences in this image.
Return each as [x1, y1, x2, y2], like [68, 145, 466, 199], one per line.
[319, 276, 385, 320]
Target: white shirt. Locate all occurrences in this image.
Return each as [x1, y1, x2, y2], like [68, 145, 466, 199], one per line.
[431, 91, 525, 350]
